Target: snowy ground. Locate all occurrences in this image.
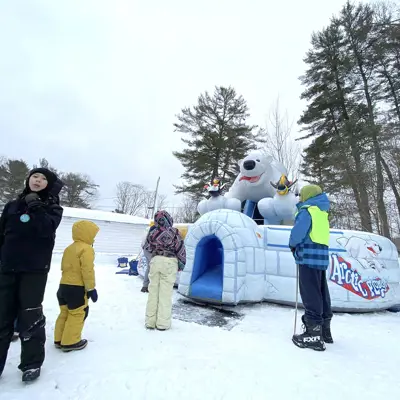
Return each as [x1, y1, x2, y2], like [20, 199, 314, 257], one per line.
[1, 256, 400, 400]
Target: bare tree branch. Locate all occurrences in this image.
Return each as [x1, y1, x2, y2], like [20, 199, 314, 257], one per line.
[142, 191, 168, 218]
[170, 195, 199, 223]
[115, 182, 146, 215]
[261, 96, 301, 178]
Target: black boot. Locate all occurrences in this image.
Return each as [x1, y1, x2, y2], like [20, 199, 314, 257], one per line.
[293, 316, 325, 351]
[322, 320, 333, 344]
[141, 286, 149, 293]
[22, 368, 41, 382]
[61, 339, 88, 352]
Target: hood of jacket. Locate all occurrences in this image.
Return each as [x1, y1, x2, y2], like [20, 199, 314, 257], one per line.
[154, 210, 174, 228]
[297, 192, 330, 212]
[72, 220, 99, 245]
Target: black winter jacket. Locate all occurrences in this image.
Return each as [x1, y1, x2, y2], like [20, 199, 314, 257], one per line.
[0, 196, 63, 273]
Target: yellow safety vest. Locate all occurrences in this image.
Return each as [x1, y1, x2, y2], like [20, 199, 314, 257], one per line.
[296, 205, 330, 246]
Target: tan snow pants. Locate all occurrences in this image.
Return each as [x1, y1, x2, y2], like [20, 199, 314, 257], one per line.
[145, 256, 178, 330]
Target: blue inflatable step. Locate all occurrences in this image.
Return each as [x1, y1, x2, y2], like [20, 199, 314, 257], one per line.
[190, 264, 223, 301]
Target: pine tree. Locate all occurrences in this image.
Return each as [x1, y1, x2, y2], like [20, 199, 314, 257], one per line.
[33, 158, 59, 174]
[173, 86, 262, 197]
[298, 21, 373, 231]
[59, 173, 99, 209]
[338, 0, 390, 237]
[0, 158, 30, 203]
[298, 1, 400, 236]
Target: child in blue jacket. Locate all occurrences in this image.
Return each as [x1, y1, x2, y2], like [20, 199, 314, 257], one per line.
[289, 184, 333, 351]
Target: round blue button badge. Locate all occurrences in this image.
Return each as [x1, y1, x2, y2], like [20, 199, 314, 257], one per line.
[20, 214, 30, 223]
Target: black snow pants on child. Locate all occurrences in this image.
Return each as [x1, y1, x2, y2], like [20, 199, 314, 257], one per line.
[0, 271, 47, 375]
[299, 265, 333, 325]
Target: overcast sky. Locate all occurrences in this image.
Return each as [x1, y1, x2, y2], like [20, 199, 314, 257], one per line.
[0, 0, 354, 211]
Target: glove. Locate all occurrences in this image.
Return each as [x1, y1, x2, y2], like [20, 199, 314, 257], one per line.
[290, 246, 296, 255]
[25, 192, 41, 206]
[87, 289, 98, 303]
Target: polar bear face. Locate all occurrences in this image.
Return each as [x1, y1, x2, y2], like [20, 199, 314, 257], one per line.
[239, 151, 272, 181]
[337, 236, 382, 259]
[365, 240, 382, 257]
[226, 150, 287, 202]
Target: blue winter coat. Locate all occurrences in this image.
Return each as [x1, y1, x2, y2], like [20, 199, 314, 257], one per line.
[289, 193, 330, 270]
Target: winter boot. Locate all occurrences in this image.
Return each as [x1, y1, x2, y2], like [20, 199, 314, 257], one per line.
[301, 315, 333, 343]
[293, 316, 325, 351]
[54, 341, 62, 349]
[61, 339, 88, 352]
[322, 319, 333, 344]
[141, 286, 149, 293]
[22, 368, 41, 383]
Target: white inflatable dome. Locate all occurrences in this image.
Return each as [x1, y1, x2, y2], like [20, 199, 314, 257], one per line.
[178, 209, 400, 312]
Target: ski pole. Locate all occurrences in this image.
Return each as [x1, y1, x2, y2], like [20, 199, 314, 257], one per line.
[294, 263, 299, 335]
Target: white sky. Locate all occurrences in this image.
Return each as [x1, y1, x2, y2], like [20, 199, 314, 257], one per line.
[0, 0, 356, 211]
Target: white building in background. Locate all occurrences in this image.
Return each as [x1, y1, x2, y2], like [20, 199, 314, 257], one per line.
[54, 207, 150, 256]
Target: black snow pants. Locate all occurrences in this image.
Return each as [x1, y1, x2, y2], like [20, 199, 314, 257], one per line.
[299, 265, 333, 326]
[0, 271, 48, 374]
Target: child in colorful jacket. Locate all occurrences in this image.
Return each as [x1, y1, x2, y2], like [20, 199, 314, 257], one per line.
[144, 210, 186, 330]
[54, 220, 99, 352]
[289, 184, 333, 352]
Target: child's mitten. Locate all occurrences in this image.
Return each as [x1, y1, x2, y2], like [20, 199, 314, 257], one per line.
[87, 289, 98, 303]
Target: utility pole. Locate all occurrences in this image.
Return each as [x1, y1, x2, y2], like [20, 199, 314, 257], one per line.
[150, 176, 160, 220]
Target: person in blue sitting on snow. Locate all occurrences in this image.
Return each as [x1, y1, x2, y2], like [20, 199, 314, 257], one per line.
[289, 184, 333, 352]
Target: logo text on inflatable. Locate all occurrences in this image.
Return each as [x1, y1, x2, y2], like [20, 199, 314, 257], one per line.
[330, 254, 389, 300]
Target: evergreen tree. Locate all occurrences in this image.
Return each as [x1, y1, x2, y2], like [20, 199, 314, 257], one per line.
[298, 20, 373, 231]
[59, 172, 99, 209]
[339, 0, 390, 237]
[298, 0, 400, 237]
[33, 158, 59, 174]
[0, 158, 30, 203]
[173, 86, 262, 197]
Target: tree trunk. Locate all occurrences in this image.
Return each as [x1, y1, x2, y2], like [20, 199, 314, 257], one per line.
[350, 39, 391, 237]
[330, 66, 373, 231]
[382, 63, 400, 123]
[380, 155, 400, 216]
[358, 66, 391, 237]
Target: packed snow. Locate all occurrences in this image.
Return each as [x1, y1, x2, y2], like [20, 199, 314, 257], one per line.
[1, 254, 400, 400]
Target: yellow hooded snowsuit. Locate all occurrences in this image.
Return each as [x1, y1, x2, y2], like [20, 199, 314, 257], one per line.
[54, 220, 99, 346]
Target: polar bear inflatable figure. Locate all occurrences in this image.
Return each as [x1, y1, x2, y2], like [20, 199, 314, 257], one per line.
[197, 178, 241, 215]
[258, 175, 299, 225]
[224, 150, 289, 224]
[336, 236, 385, 271]
[225, 150, 287, 202]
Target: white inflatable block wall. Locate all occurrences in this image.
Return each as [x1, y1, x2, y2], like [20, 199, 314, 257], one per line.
[178, 209, 400, 311]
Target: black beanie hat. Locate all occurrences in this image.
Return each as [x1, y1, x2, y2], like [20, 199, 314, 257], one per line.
[26, 168, 58, 192]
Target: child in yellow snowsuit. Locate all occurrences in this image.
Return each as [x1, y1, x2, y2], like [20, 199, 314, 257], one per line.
[54, 220, 99, 352]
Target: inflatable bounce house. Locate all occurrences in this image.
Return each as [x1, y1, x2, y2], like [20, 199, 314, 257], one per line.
[177, 150, 400, 312]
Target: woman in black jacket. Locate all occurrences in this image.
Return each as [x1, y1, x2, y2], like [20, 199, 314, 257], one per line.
[0, 168, 63, 382]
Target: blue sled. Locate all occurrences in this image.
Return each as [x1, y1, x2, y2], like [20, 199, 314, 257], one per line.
[115, 259, 139, 276]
